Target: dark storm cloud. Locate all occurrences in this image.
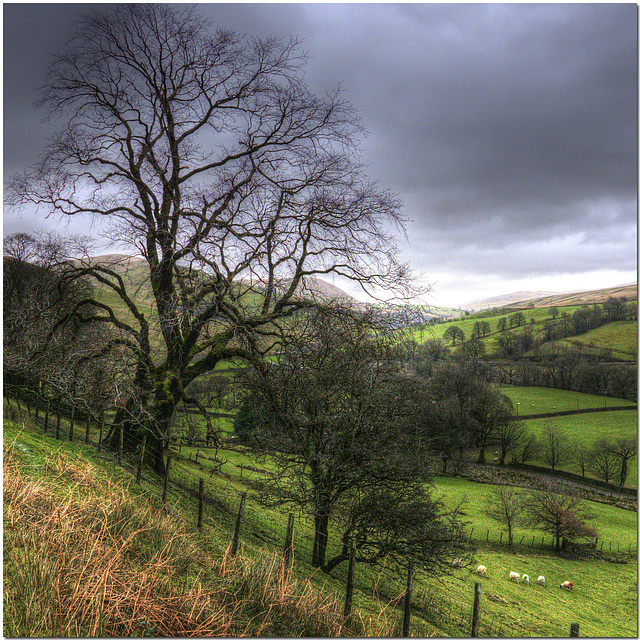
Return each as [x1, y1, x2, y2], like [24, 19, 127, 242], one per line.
[3, 3, 636, 304]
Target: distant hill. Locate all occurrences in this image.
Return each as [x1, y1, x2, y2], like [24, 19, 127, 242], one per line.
[83, 255, 358, 305]
[500, 283, 637, 310]
[278, 276, 358, 304]
[462, 291, 558, 312]
[463, 283, 637, 312]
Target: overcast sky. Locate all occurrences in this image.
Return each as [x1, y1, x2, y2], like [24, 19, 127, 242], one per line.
[3, 3, 637, 308]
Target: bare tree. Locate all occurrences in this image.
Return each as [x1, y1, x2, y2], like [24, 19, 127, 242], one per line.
[496, 416, 528, 465]
[484, 486, 524, 546]
[588, 438, 618, 484]
[7, 5, 416, 473]
[519, 434, 542, 465]
[4, 233, 117, 419]
[609, 437, 638, 487]
[524, 484, 597, 552]
[542, 423, 569, 471]
[574, 442, 590, 477]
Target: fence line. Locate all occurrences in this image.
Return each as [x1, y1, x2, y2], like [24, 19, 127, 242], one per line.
[3, 398, 633, 637]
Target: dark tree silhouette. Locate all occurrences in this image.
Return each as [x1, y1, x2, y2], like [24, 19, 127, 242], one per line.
[7, 5, 415, 473]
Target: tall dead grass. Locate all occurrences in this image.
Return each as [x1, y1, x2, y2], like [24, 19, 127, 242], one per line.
[3, 437, 393, 637]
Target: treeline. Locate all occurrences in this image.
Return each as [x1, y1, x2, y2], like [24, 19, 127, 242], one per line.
[489, 349, 636, 401]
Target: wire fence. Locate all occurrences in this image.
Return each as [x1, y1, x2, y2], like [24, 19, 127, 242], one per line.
[3, 395, 635, 637]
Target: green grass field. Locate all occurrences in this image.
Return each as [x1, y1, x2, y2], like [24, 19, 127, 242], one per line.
[411, 304, 637, 361]
[5, 373, 639, 637]
[560, 321, 638, 361]
[522, 412, 638, 486]
[500, 386, 636, 415]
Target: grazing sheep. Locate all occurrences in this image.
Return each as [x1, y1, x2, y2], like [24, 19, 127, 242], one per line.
[509, 571, 520, 583]
[537, 576, 546, 587]
[560, 581, 574, 591]
[477, 565, 487, 577]
[452, 558, 463, 568]
[522, 574, 529, 585]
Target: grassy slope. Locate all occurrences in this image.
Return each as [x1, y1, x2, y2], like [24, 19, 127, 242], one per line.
[500, 386, 637, 415]
[559, 321, 637, 360]
[499, 386, 637, 486]
[5, 408, 637, 637]
[522, 412, 638, 486]
[412, 304, 637, 360]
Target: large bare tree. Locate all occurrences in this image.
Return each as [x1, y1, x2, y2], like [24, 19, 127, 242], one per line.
[7, 5, 414, 473]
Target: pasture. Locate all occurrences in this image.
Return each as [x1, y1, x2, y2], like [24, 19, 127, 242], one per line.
[560, 321, 638, 361]
[522, 412, 638, 486]
[4, 407, 638, 637]
[500, 386, 636, 415]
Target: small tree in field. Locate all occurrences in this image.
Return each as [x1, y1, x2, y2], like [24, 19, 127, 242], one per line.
[239, 307, 441, 569]
[519, 434, 542, 465]
[484, 486, 524, 546]
[524, 485, 596, 552]
[588, 439, 618, 484]
[443, 325, 465, 346]
[609, 437, 638, 487]
[542, 423, 568, 471]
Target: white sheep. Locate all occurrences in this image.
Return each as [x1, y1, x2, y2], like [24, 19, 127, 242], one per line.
[537, 575, 546, 587]
[452, 558, 463, 568]
[522, 574, 530, 585]
[509, 571, 520, 583]
[477, 564, 487, 577]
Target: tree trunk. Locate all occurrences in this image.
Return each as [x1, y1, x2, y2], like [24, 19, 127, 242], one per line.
[323, 532, 351, 573]
[104, 399, 169, 476]
[477, 446, 486, 464]
[619, 457, 628, 486]
[312, 511, 330, 568]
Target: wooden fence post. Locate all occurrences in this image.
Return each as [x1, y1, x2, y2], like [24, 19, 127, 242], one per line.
[136, 435, 147, 484]
[343, 544, 356, 620]
[118, 422, 124, 465]
[97, 412, 104, 451]
[197, 478, 205, 529]
[69, 407, 75, 442]
[231, 492, 247, 556]
[162, 456, 172, 504]
[402, 560, 413, 638]
[471, 582, 482, 637]
[570, 622, 579, 637]
[283, 512, 295, 571]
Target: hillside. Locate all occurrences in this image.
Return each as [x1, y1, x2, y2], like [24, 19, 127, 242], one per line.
[463, 291, 558, 312]
[4, 398, 637, 638]
[463, 283, 637, 312]
[500, 283, 637, 310]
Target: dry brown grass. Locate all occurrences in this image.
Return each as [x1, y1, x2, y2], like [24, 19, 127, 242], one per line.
[3, 437, 393, 637]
